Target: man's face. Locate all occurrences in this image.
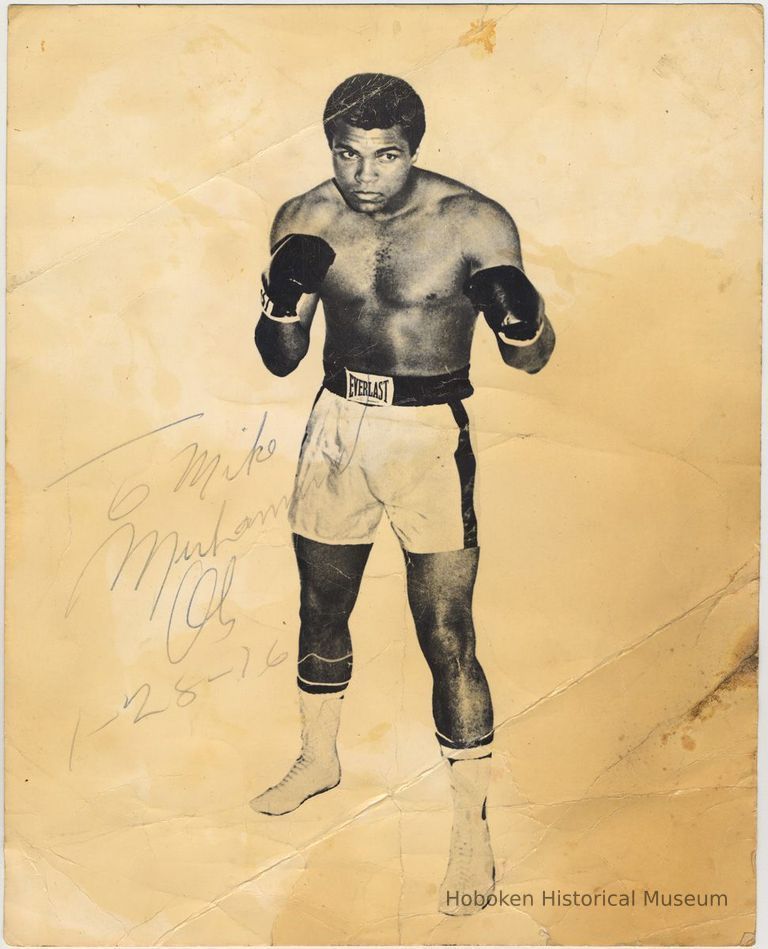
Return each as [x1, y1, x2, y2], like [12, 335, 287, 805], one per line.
[331, 121, 416, 213]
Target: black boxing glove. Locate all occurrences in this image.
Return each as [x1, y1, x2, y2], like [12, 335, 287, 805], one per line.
[463, 265, 543, 343]
[261, 234, 336, 323]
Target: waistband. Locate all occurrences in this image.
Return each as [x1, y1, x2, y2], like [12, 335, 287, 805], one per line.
[322, 365, 473, 407]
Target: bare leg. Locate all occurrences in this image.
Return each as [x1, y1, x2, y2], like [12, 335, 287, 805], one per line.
[405, 548, 492, 749]
[405, 547, 495, 914]
[250, 535, 372, 816]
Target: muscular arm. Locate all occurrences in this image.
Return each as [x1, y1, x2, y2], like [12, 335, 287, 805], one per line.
[464, 200, 555, 374]
[254, 199, 323, 377]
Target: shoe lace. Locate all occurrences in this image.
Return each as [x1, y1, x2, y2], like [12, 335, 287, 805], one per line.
[446, 817, 493, 888]
[447, 822, 475, 879]
[270, 754, 312, 790]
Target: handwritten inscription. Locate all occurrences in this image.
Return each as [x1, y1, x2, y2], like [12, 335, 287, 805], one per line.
[55, 410, 296, 771]
[71, 641, 289, 769]
[173, 411, 277, 500]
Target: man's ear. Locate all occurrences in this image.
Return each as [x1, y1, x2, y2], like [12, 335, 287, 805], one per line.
[411, 149, 419, 163]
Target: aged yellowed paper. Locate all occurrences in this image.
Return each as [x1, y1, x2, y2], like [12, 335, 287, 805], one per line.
[6, 4, 761, 945]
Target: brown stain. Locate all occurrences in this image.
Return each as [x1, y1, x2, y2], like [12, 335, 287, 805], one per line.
[729, 624, 759, 672]
[366, 722, 391, 742]
[40, 39, 45, 53]
[659, 648, 757, 747]
[688, 689, 725, 725]
[458, 18, 497, 55]
[687, 648, 757, 725]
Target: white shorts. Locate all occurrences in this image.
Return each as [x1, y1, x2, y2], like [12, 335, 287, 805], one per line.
[288, 388, 478, 553]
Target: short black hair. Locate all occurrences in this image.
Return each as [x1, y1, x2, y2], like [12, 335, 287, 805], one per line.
[323, 73, 426, 154]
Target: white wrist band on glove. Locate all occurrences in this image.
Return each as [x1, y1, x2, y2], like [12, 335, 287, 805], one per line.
[498, 317, 545, 347]
[263, 310, 301, 324]
[261, 287, 301, 324]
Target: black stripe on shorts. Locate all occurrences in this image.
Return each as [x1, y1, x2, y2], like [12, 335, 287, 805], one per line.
[448, 399, 478, 549]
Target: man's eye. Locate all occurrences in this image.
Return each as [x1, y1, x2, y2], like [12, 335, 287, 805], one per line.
[380, 153, 399, 162]
[338, 151, 356, 160]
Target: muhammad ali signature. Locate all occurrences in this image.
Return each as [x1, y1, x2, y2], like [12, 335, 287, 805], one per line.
[61, 410, 279, 633]
[46, 410, 295, 770]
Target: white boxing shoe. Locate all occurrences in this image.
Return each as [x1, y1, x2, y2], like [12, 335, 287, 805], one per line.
[437, 753, 495, 916]
[249, 751, 341, 816]
[250, 690, 344, 816]
[439, 804, 496, 915]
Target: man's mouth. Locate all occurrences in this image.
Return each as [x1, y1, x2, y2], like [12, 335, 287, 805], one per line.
[353, 191, 383, 199]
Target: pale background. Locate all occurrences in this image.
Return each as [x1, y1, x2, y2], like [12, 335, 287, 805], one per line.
[5, 4, 762, 945]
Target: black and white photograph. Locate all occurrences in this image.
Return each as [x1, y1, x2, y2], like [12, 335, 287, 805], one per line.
[5, 4, 761, 945]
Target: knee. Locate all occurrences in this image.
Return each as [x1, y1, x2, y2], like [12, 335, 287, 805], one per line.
[300, 587, 353, 633]
[418, 616, 477, 672]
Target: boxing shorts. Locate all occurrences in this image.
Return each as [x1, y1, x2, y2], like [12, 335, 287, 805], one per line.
[288, 366, 478, 553]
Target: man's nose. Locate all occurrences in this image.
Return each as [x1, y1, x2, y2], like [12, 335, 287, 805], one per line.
[355, 159, 377, 184]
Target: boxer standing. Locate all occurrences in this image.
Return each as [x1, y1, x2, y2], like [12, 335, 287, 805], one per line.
[250, 73, 555, 915]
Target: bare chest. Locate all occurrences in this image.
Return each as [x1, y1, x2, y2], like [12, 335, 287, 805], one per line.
[320, 213, 467, 310]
